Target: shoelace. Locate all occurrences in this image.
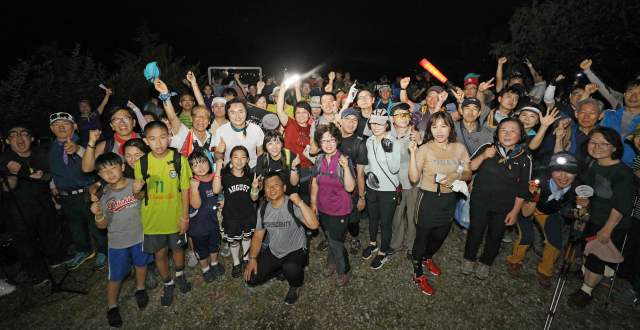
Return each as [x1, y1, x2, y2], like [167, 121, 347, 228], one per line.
[163, 283, 175, 297]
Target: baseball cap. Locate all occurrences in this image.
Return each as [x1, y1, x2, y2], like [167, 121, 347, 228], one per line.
[50, 112, 75, 125]
[211, 97, 227, 106]
[379, 85, 392, 92]
[464, 77, 479, 86]
[427, 86, 445, 95]
[368, 109, 391, 126]
[461, 98, 481, 109]
[548, 152, 578, 174]
[310, 96, 321, 108]
[269, 86, 281, 102]
[341, 108, 360, 118]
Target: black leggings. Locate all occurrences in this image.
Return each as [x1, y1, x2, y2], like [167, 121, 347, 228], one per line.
[411, 190, 455, 276]
[366, 188, 398, 253]
[246, 248, 306, 288]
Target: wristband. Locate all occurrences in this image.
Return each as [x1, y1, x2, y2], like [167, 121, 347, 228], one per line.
[191, 191, 200, 196]
[191, 83, 198, 86]
[87, 144, 96, 149]
[181, 217, 189, 223]
[251, 188, 259, 195]
[249, 257, 257, 261]
[95, 213, 106, 222]
[158, 90, 178, 105]
[401, 88, 406, 90]
[601, 228, 612, 235]
[527, 64, 532, 68]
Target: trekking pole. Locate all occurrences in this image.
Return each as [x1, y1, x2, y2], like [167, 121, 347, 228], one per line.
[544, 240, 577, 330]
[604, 193, 637, 308]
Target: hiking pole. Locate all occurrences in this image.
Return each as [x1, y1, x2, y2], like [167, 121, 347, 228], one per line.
[544, 239, 578, 330]
[604, 192, 637, 308]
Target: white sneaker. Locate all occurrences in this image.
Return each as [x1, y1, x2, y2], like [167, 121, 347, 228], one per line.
[187, 251, 198, 268]
[0, 280, 16, 297]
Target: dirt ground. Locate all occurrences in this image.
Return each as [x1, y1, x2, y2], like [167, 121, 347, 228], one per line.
[1, 225, 638, 330]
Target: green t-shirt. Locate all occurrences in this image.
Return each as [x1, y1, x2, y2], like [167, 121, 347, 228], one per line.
[135, 150, 192, 235]
[179, 111, 192, 129]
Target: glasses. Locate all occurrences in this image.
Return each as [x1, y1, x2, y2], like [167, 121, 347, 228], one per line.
[320, 139, 337, 145]
[193, 114, 211, 120]
[358, 95, 372, 101]
[301, 86, 311, 90]
[342, 117, 358, 123]
[229, 110, 246, 116]
[111, 116, 132, 124]
[589, 141, 612, 148]
[393, 113, 410, 118]
[181, 99, 195, 103]
[8, 130, 30, 139]
[570, 92, 584, 98]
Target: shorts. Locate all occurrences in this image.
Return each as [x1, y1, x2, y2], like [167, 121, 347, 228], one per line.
[222, 216, 256, 242]
[191, 229, 222, 260]
[143, 232, 187, 254]
[108, 242, 154, 282]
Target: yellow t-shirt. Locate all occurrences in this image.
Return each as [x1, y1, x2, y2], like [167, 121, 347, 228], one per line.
[416, 142, 470, 193]
[267, 104, 295, 120]
[135, 150, 193, 235]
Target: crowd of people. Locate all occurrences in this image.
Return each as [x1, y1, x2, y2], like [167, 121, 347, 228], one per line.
[1, 57, 639, 327]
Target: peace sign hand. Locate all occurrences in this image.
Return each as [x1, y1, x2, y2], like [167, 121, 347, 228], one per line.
[252, 173, 262, 190]
[479, 78, 495, 92]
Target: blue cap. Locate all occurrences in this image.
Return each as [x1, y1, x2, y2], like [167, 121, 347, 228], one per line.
[464, 73, 481, 81]
[341, 108, 360, 118]
[144, 62, 161, 83]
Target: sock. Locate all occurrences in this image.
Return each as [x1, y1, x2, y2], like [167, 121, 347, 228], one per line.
[231, 243, 241, 266]
[137, 285, 145, 291]
[202, 266, 210, 273]
[175, 265, 185, 277]
[211, 261, 219, 266]
[581, 283, 594, 296]
[162, 276, 174, 286]
[241, 239, 251, 260]
[370, 242, 377, 246]
[604, 265, 615, 277]
[108, 303, 117, 309]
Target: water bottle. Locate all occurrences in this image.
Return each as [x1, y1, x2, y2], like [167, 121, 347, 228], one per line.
[457, 160, 465, 174]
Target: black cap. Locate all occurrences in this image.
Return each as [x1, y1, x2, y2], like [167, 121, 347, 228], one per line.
[461, 98, 482, 109]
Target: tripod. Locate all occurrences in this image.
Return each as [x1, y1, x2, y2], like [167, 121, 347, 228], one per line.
[0, 170, 88, 317]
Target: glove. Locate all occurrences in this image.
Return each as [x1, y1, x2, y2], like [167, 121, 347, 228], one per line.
[345, 82, 358, 104]
[366, 172, 380, 189]
[381, 138, 393, 153]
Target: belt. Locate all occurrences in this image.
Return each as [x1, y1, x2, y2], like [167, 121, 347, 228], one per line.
[58, 188, 85, 196]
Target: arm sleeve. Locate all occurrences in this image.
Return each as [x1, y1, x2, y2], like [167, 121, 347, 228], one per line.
[385, 139, 401, 174]
[543, 85, 556, 104]
[585, 69, 623, 109]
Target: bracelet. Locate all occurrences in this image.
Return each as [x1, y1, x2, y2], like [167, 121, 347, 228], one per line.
[95, 213, 105, 222]
[87, 144, 96, 149]
[601, 228, 612, 235]
[158, 90, 178, 105]
[249, 257, 257, 261]
[191, 192, 200, 196]
[606, 221, 619, 226]
[251, 188, 259, 195]
[214, 175, 222, 179]
[291, 169, 298, 173]
[181, 217, 190, 223]
[191, 84, 198, 86]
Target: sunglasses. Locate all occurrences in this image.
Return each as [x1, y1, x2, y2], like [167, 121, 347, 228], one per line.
[393, 113, 411, 118]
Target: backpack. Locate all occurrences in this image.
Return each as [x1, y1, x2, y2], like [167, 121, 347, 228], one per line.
[312, 153, 356, 188]
[139, 151, 182, 206]
[259, 198, 311, 265]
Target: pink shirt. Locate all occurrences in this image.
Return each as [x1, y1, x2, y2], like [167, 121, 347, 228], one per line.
[314, 151, 352, 216]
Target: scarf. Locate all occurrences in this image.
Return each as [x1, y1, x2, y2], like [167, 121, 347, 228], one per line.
[114, 132, 136, 155]
[230, 122, 248, 139]
[495, 141, 523, 170]
[547, 179, 571, 202]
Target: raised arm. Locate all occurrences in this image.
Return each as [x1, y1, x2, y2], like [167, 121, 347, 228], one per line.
[581, 59, 624, 109]
[495, 57, 507, 93]
[154, 79, 182, 134]
[294, 81, 302, 102]
[186, 72, 206, 106]
[477, 78, 495, 116]
[234, 73, 247, 98]
[544, 75, 564, 109]
[81, 130, 103, 172]
[529, 108, 560, 151]
[399, 77, 415, 110]
[128, 101, 148, 130]
[470, 146, 495, 171]
[97, 88, 113, 115]
[290, 193, 319, 230]
[276, 81, 290, 126]
[325, 72, 335, 93]
[339, 156, 356, 193]
[256, 81, 265, 95]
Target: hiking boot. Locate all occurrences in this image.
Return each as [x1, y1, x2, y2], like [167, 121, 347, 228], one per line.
[460, 259, 475, 275]
[361, 245, 378, 260]
[612, 288, 639, 305]
[336, 271, 351, 287]
[203, 268, 216, 283]
[146, 270, 158, 290]
[0, 280, 16, 297]
[507, 262, 521, 278]
[316, 239, 328, 251]
[107, 307, 123, 327]
[67, 251, 95, 270]
[323, 263, 337, 277]
[231, 264, 242, 278]
[474, 263, 490, 280]
[49, 253, 74, 267]
[211, 263, 225, 277]
[161, 283, 175, 307]
[422, 259, 441, 276]
[349, 238, 361, 255]
[567, 290, 593, 309]
[536, 270, 552, 289]
[220, 243, 230, 257]
[387, 248, 398, 256]
[284, 286, 302, 305]
[600, 275, 613, 288]
[412, 274, 434, 295]
[92, 253, 108, 271]
[406, 250, 413, 261]
[370, 254, 388, 270]
[175, 275, 191, 294]
[135, 289, 149, 309]
[187, 250, 198, 268]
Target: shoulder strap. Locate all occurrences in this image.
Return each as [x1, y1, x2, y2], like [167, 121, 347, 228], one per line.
[458, 121, 473, 156]
[172, 151, 182, 192]
[285, 149, 291, 166]
[260, 203, 267, 229]
[104, 138, 115, 153]
[353, 136, 363, 161]
[140, 154, 150, 206]
[314, 153, 345, 186]
[287, 199, 303, 228]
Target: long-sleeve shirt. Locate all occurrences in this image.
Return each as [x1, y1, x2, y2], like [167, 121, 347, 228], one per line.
[584, 69, 625, 110]
[364, 133, 401, 191]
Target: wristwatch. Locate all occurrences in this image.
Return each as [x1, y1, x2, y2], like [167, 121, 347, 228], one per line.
[359, 195, 366, 200]
[249, 257, 257, 261]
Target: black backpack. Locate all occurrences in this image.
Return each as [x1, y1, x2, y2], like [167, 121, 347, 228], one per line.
[259, 199, 311, 265]
[139, 151, 182, 206]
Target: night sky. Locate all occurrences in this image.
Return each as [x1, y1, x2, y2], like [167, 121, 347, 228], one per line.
[2, 0, 528, 83]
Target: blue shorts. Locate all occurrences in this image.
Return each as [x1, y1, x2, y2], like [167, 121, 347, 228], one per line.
[108, 242, 154, 282]
[190, 229, 222, 260]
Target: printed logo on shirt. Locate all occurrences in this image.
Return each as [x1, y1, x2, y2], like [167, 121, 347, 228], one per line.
[433, 159, 459, 166]
[169, 170, 177, 179]
[264, 220, 292, 228]
[206, 189, 215, 197]
[228, 184, 250, 194]
[106, 196, 139, 212]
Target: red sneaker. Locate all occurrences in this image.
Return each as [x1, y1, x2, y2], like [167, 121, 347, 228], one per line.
[412, 274, 434, 295]
[422, 259, 441, 276]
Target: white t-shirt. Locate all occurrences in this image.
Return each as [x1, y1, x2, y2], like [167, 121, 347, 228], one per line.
[169, 124, 190, 150]
[214, 122, 264, 168]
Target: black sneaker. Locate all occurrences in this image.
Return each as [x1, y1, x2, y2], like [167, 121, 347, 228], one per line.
[316, 240, 328, 251]
[175, 275, 191, 294]
[370, 254, 388, 269]
[277, 273, 286, 282]
[203, 268, 216, 283]
[406, 250, 413, 261]
[107, 307, 123, 327]
[49, 254, 74, 267]
[284, 286, 302, 305]
[349, 238, 361, 255]
[387, 248, 398, 256]
[567, 289, 593, 309]
[232, 264, 242, 278]
[161, 283, 175, 307]
[135, 289, 149, 309]
[362, 245, 379, 260]
[211, 263, 226, 277]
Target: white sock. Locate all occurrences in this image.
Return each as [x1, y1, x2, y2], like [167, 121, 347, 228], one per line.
[202, 266, 210, 273]
[211, 261, 218, 266]
[231, 243, 241, 266]
[581, 283, 594, 295]
[241, 239, 251, 260]
[604, 265, 615, 277]
[176, 270, 183, 277]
